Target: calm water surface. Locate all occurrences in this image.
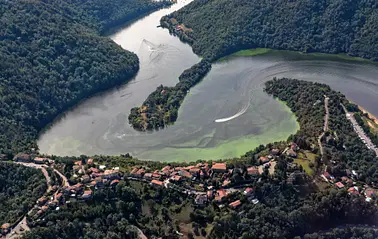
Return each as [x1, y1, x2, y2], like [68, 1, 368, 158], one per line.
[38, 1, 378, 161]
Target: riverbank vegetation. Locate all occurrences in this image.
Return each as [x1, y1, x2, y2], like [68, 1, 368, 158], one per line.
[0, 0, 171, 155]
[129, 60, 211, 130]
[163, 0, 378, 61]
[265, 78, 378, 184]
[0, 163, 46, 226]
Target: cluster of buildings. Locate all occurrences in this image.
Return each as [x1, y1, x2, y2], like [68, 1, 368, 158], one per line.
[128, 147, 286, 209]
[321, 169, 377, 202]
[30, 158, 123, 221]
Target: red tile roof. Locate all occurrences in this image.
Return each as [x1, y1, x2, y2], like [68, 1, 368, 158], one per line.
[212, 163, 227, 171]
[222, 179, 231, 187]
[348, 187, 359, 195]
[247, 167, 259, 175]
[229, 200, 242, 208]
[335, 182, 345, 189]
[151, 180, 164, 186]
[259, 156, 270, 163]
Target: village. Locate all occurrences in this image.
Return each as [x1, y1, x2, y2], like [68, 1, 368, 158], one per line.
[1, 138, 378, 238]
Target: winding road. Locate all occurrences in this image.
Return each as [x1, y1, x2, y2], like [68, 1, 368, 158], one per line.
[6, 163, 69, 239]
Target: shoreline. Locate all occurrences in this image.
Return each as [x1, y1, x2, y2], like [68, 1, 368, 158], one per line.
[358, 105, 378, 125]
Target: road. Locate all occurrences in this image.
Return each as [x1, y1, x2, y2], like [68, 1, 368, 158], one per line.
[7, 163, 52, 239]
[341, 104, 378, 156]
[5, 163, 69, 239]
[53, 168, 70, 187]
[318, 96, 330, 158]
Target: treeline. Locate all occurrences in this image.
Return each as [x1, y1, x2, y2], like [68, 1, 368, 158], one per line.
[0, 0, 170, 155]
[209, 189, 378, 238]
[24, 180, 192, 238]
[52, 0, 172, 34]
[0, 163, 46, 225]
[165, 0, 378, 61]
[129, 60, 211, 130]
[303, 227, 378, 239]
[265, 78, 378, 184]
[354, 113, 378, 145]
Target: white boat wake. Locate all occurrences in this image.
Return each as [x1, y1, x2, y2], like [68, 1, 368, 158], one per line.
[215, 100, 250, 123]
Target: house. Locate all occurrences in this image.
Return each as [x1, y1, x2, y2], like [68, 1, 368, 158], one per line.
[144, 173, 152, 179]
[348, 187, 359, 195]
[247, 167, 259, 176]
[335, 182, 345, 189]
[222, 179, 231, 187]
[161, 166, 171, 171]
[179, 170, 192, 179]
[195, 194, 208, 205]
[229, 200, 242, 209]
[104, 169, 120, 179]
[70, 183, 84, 193]
[170, 175, 182, 182]
[81, 190, 92, 200]
[37, 196, 48, 206]
[286, 149, 297, 158]
[271, 148, 280, 155]
[365, 188, 377, 199]
[259, 156, 270, 164]
[244, 187, 254, 196]
[135, 168, 145, 178]
[152, 173, 162, 179]
[55, 193, 64, 203]
[1, 223, 10, 235]
[13, 153, 31, 163]
[214, 189, 228, 202]
[290, 142, 299, 151]
[130, 168, 139, 177]
[34, 157, 48, 164]
[212, 163, 227, 173]
[74, 160, 83, 166]
[189, 167, 201, 175]
[87, 158, 94, 165]
[151, 179, 164, 187]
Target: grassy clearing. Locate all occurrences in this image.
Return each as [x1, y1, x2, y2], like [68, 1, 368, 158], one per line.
[294, 151, 317, 176]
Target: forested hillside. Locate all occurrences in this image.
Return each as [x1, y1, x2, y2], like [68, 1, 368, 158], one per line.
[0, 0, 170, 154]
[164, 0, 378, 61]
[0, 163, 46, 225]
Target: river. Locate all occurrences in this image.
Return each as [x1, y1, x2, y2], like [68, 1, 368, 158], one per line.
[38, 0, 378, 162]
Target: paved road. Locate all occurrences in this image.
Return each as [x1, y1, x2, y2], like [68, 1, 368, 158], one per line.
[341, 104, 378, 156]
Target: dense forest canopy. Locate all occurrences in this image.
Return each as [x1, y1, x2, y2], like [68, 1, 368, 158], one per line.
[129, 60, 211, 130]
[166, 0, 378, 61]
[0, 0, 170, 155]
[0, 163, 46, 225]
